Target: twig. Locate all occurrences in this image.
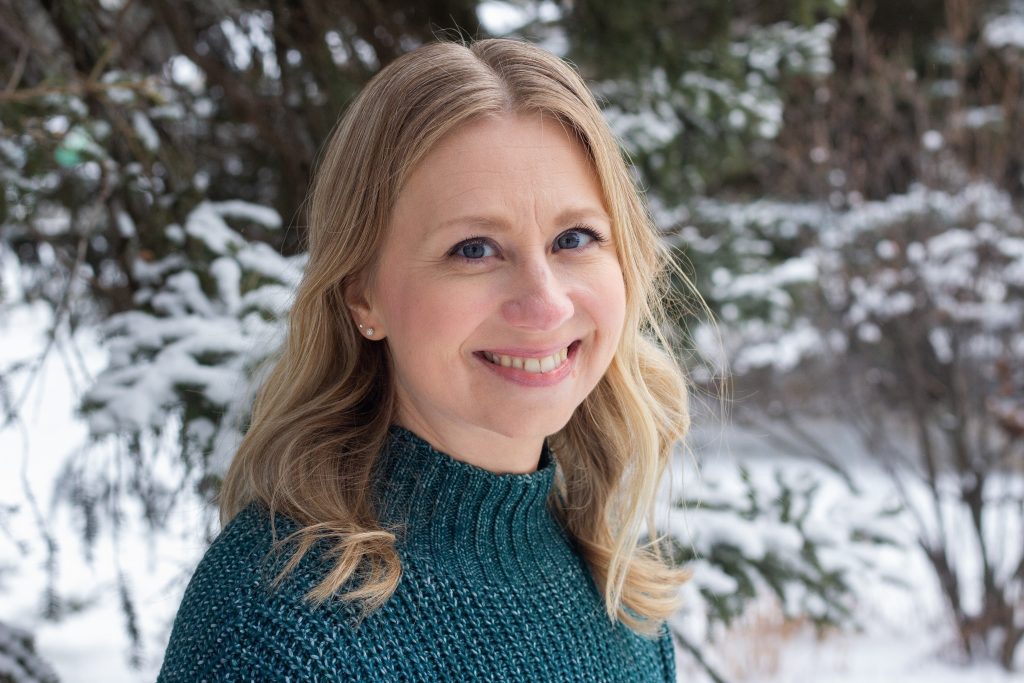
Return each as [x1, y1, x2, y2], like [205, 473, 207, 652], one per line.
[13, 404, 60, 619]
[1, 226, 88, 431]
[87, 39, 118, 86]
[5, 44, 29, 93]
[738, 407, 859, 492]
[0, 78, 157, 104]
[671, 627, 731, 683]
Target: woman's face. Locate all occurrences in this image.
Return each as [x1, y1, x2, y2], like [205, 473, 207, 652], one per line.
[349, 112, 626, 469]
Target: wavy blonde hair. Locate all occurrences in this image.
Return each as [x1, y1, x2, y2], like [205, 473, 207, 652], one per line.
[219, 37, 698, 636]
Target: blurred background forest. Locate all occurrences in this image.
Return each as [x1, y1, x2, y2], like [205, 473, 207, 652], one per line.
[1, 0, 1022, 681]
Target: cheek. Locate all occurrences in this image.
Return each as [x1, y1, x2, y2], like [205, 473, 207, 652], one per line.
[589, 262, 627, 348]
[380, 275, 491, 359]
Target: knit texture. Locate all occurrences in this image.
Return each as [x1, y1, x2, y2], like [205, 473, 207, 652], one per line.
[157, 425, 678, 682]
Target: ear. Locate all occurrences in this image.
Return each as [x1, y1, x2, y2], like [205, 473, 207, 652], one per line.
[343, 271, 371, 319]
[343, 271, 380, 333]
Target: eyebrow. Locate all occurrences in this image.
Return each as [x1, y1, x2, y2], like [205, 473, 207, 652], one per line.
[432, 206, 611, 234]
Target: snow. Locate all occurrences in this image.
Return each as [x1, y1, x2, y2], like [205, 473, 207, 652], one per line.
[238, 284, 293, 318]
[210, 257, 242, 311]
[154, 271, 215, 316]
[670, 507, 806, 561]
[743, 21, 837, 79]
[477, 1, 561, 35]
[31, 208, 71, 236]
[130, 112, 159, 152]
[0, 137, 28, 169]
[207, 200, 283, 230]
[712, 619, 1019, 683]
[958, 106, 1004, 130]
[733, 323, 798, 373]
[184, 204, 246, 254]
[166, 56, 205, 95]
[681, 72, 784, 140]
[599, 21, 836, 159]
[84, 312, 254, 434]
[115, 211, 136, 238]
[74, 201, 302, 479]
[686, 559, 740, 594]
[218, 18, 253, 71]
[0, 621, 60, 682]
[665, 421, 1024, 681]
[983, 1, 1024, 50]
[2, 267, 1022, 681]
[713, 256, 818, 301]
[323, 31, 349, 67]
[184, 201, 284, 257]
[690, 181, 1024, 379]
[923, 129, 944, 150]
[0, 299, 204, 682]
[236, 242, 303, 286]
[603, 104, 682, 151]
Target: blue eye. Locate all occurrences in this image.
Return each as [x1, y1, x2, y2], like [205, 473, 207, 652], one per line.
[451, 239, 496, 261]
[554, 226, 605, 251]
[448, 225, 606, 263]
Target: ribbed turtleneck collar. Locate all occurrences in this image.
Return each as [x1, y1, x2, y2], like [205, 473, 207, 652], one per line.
[371, 425, 575, 586]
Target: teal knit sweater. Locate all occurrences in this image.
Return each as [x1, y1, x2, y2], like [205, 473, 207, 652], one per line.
[157, 425, 678, 681]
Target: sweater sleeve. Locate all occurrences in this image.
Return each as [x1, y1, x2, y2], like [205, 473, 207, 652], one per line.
[156, 506, 355, 682]
[158, 613, 305, 683]
[657, 621, 678, 683]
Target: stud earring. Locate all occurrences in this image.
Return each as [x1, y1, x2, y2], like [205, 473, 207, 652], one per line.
[357, 323, 375, 338]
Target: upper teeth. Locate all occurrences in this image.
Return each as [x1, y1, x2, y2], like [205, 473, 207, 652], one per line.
[483, 347, 569, 373]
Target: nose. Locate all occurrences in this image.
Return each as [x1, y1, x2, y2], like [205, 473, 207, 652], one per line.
[500, 257, 574, 331]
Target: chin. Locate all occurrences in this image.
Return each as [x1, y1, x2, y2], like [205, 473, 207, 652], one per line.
[483, 410, 576, 441]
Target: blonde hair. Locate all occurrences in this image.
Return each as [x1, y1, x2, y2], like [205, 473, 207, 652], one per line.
[219, 37, 697, 636]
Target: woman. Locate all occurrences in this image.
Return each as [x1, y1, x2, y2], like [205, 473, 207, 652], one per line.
[158, 37, 694, 682]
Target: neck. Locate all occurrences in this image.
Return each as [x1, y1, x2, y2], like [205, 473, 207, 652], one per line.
[392, 414, 545, 474]
[371, 425, 576, 585]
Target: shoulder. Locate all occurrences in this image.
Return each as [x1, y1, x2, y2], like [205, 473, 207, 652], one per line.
[657, 621, 678, 682]
[157, 504, 357, 682]
[169, 503, 299, 614]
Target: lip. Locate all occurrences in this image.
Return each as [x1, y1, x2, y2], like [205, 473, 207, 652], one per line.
[477, 340, 580, 358]
[474, 340, 581, 387]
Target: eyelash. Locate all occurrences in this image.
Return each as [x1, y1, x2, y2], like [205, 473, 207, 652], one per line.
[447, 225, 608, 263]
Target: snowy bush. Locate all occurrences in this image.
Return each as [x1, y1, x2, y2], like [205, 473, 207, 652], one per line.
[0, 621, 59, 683]
[691, 183, 1024, 379]
[592, 14, 841, 201]
[659, 452, 903, 679]
[76, 201, 305, 498]
[688, 181, 1024, 669]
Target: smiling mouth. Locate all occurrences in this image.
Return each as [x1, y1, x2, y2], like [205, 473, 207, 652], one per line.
[476, 340, 581, 374]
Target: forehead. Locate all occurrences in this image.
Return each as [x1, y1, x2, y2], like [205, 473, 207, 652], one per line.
[389, 112, 609, 235]
[429, 112, 587, 161]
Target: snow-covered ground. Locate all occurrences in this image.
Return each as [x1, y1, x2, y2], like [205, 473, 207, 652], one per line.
[667, 430, 1022, 683]
[1, 278, 1020, 681]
